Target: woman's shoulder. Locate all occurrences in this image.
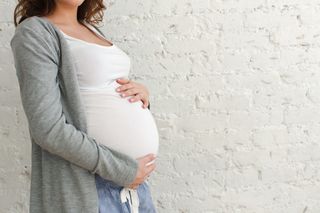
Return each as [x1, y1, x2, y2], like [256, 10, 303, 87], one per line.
[13, 16, 59, 42]
[11, 16, 59, 48]
[15, 16, 49, 33]
[11, 16, 61, 60]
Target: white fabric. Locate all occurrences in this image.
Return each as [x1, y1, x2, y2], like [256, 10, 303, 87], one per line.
[61, 21, 159, 160]
[120, 187, 139, 213]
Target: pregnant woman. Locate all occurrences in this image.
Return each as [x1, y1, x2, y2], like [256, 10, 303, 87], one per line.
[11, 0, 159, 212]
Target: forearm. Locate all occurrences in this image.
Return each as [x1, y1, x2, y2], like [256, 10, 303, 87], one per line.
[11, 26, 138, 187]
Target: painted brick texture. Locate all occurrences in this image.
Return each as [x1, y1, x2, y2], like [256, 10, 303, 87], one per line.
[1, 0, 320, 212]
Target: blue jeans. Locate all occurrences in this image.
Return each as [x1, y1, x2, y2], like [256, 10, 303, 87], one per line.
[95, 174, 157, 213]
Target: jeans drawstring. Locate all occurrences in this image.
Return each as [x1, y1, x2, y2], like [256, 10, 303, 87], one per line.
[120, 187, 139, 213]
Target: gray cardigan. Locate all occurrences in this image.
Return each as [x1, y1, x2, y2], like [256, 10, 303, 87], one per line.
[10, 16, 147, 213]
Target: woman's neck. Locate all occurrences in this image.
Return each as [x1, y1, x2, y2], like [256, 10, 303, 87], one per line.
[44, 3, 79, 26]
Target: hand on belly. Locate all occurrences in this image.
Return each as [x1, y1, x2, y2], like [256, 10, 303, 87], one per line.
[126, 153, 157, 189]
[82, 89, 159, 159]
[115, 78, 150, 109]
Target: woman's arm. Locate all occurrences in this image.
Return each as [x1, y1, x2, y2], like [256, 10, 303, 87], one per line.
[10, 27, 138, 187]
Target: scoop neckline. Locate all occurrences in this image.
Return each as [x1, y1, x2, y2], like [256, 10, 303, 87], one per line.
[63, 21, 115, 48]
[38, 16, 115, 48]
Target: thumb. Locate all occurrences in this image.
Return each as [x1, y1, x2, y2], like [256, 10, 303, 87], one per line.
[116, 78, 129, 83]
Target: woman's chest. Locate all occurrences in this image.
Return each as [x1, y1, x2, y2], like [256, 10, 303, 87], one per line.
[67, 40, 131, 89]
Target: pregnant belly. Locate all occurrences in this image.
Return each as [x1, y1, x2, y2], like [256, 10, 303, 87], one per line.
[80, 81, 159, 159]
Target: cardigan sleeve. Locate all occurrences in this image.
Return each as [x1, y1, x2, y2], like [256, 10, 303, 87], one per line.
[10, 27, 139, 187]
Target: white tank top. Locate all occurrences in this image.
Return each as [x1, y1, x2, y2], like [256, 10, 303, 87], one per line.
[61, 21, 159, 160]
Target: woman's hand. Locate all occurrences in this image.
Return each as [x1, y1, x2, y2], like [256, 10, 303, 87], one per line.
[126, 153, 156, 189]
[115, 78, 150, 109]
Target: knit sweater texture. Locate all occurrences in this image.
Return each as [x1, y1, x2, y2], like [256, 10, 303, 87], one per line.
[10, 16, 142, 213]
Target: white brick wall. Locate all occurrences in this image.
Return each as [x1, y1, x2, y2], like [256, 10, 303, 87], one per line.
[2, 0, 320, 212]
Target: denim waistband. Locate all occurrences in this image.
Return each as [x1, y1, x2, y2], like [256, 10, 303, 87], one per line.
[95, 173, 140, 212]
[95, 173, 124, 190]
